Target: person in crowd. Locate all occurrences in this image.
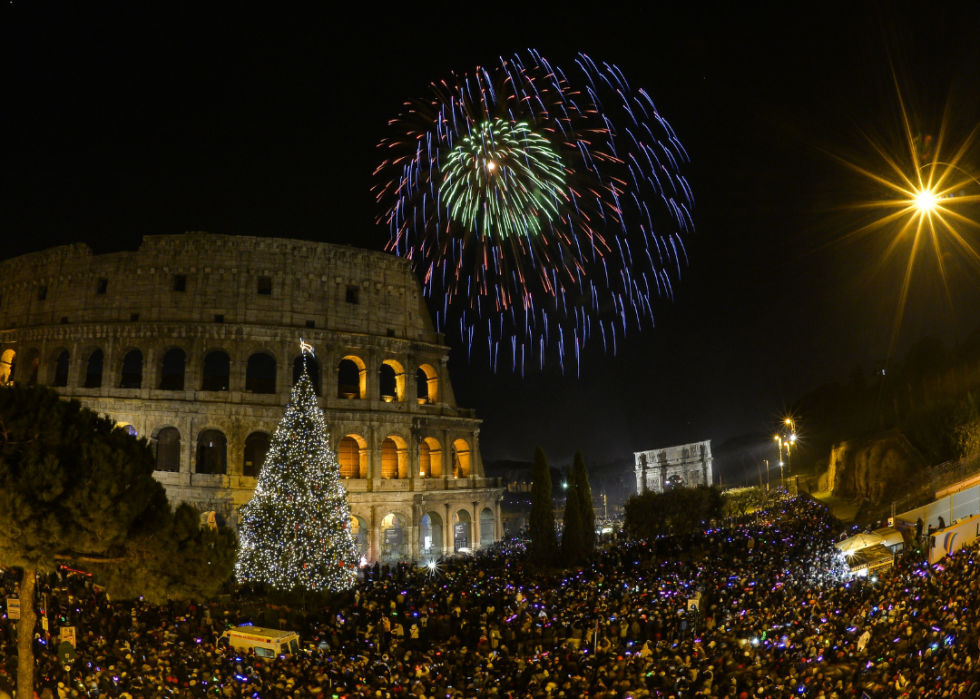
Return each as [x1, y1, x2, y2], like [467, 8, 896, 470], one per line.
[3, 495, 980, 699]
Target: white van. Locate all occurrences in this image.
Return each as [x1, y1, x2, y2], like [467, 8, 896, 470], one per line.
[218, 626, 301, 658]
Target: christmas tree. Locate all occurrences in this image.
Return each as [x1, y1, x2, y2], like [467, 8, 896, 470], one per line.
[236, 343, 359, 591]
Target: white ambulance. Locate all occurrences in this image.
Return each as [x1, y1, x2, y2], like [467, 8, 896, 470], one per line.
[218, 626, 301, 658]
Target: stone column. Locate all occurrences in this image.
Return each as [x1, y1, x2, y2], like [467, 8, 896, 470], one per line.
[370, 506, 380, 563]
[471, 502, 480, 548]
[443, 502, 452, 554]
[495, 500, 503, 542]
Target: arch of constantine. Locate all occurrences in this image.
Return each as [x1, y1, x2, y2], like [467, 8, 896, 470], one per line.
[0, 232, 503, 563]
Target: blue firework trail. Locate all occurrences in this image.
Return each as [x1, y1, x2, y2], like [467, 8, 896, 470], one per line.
[374, 49, 693, 372]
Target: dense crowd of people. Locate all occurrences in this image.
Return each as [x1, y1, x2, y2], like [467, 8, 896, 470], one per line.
[2, 495, 980, 699]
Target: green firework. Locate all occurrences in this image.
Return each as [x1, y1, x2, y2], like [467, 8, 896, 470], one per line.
[443, 120, 565, 240]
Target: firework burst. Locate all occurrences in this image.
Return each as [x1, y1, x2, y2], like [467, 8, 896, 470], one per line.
[374, 50, 694, 373]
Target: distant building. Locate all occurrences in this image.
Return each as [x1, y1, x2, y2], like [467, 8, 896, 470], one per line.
[634, 440, 713, 493]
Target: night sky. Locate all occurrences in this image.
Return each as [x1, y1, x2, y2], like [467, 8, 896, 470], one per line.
[5, 2, 980, 465]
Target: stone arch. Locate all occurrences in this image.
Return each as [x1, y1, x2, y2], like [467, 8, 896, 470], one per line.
[452, 507, 473, 551]
[82, 347, 104, 388]
[119, 348, 143, 389]
[420, 510, 444, 558]
[293, 355, 321, 396]
[338, 355, 366, 399]
[417, 363, 438, 403]
[152, 426, 181, 473]
[195, 428, 228, 474]
[202, 350, 231, 391]
[381, 435, 409, 479]
[159, 347, 186, 390]
[0, 349, 15, 385]
[419, 436, 443, 478]
[452, 438, 472, 478]
[379, 359, 405, 402]
[245, 352, 277, 394]
[350, 514, 369, 558]
[46, 347, 70, 387]
[380, 511, 410, 562]
[337, 434, 368, 478]
[243, 431, 270, 477]
[480, 507, 495, 547]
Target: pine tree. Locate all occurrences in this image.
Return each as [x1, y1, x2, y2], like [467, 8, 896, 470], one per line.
[560, 479, 585, 566]
[236, 352, 359, 592]
[0, 383, 236, 699]
[528, 446, 558, 567]
[571, 450, 596, 554]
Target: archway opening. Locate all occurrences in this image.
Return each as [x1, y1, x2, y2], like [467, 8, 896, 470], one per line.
[120, 349, 143, 389]
[380, 512, 408, 562]
[196, 429, 227, 474]
[417, 364, 438, 404]
[420, 511, 444, 559]
[419, 437, 443, 478]
[0, 350, 14, 385]
[84, 349, 103, 388]
[244, 432, 271, 477]
[154, 427, 181, 472]
[293, 355, 321, 395]
[160, 348, 186, 390]
[480, 507, 495, 548]
[47, 350, 70, 387]
[245, 353, 277, 394]
[350, 515, 369, 558]
[453, 509, 472, 552]
[202, 351, 230, 391]
[338, 356, 365, 399]
[338, 435, 367, 478]
[116, 423, 137, 437]
[452, 438, 472, 478]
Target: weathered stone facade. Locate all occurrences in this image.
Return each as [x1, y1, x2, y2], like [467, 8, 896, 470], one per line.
[634, 441, 714, 493]
[0, 233, 503, 562]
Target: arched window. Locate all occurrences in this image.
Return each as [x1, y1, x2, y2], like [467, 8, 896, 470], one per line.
[420, 437, 443, 478]
[196, 429, 227, 474]
[51, 350, 70, 387]
[0, 349, 14, 385]
[84, 349, 104, 388]
[453, 509, 472, 552]
[117, 424, 137, 437]
[160, 348, 186, 390]
[202, 351, 230, 391]
[338, 356, 365, 399]
[155, 427, 181, 472]
[379, 363, 397, 401]
[417, 364, 438, 404]
[381, 436, 408, 479]
[245, 353, 276, 394]
[243, 432, 270, 477]
[379, 360, 405, 402]
[452, 438, 472, 478]
[120, 349, 143, 389]
[338, 436, 360, 478]
[420, 512, 444, 557]
[293, 356, 321, 396]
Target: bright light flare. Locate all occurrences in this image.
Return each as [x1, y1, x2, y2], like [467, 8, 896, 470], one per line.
[914, 188, 939, 213]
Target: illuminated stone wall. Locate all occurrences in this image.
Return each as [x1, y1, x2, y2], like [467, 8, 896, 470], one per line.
[0, 232, 503, 561]
[634, 440, 714, 493]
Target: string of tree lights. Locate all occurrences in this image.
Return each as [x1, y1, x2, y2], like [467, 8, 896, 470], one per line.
[235, 342, 360, 592]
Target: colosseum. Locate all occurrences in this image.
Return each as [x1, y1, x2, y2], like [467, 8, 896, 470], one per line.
[0, 232, 503, 563]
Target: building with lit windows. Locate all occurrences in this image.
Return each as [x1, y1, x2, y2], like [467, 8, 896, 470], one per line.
[0, 233, 503, 562]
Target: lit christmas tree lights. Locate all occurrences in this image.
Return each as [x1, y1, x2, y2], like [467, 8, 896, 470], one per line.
[236, 342, 359, 591]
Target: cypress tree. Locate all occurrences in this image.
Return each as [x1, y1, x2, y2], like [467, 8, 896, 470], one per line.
[560, 480, 585, 566]
[572, 450, 597, 553]
[528, 446, 558, 567]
